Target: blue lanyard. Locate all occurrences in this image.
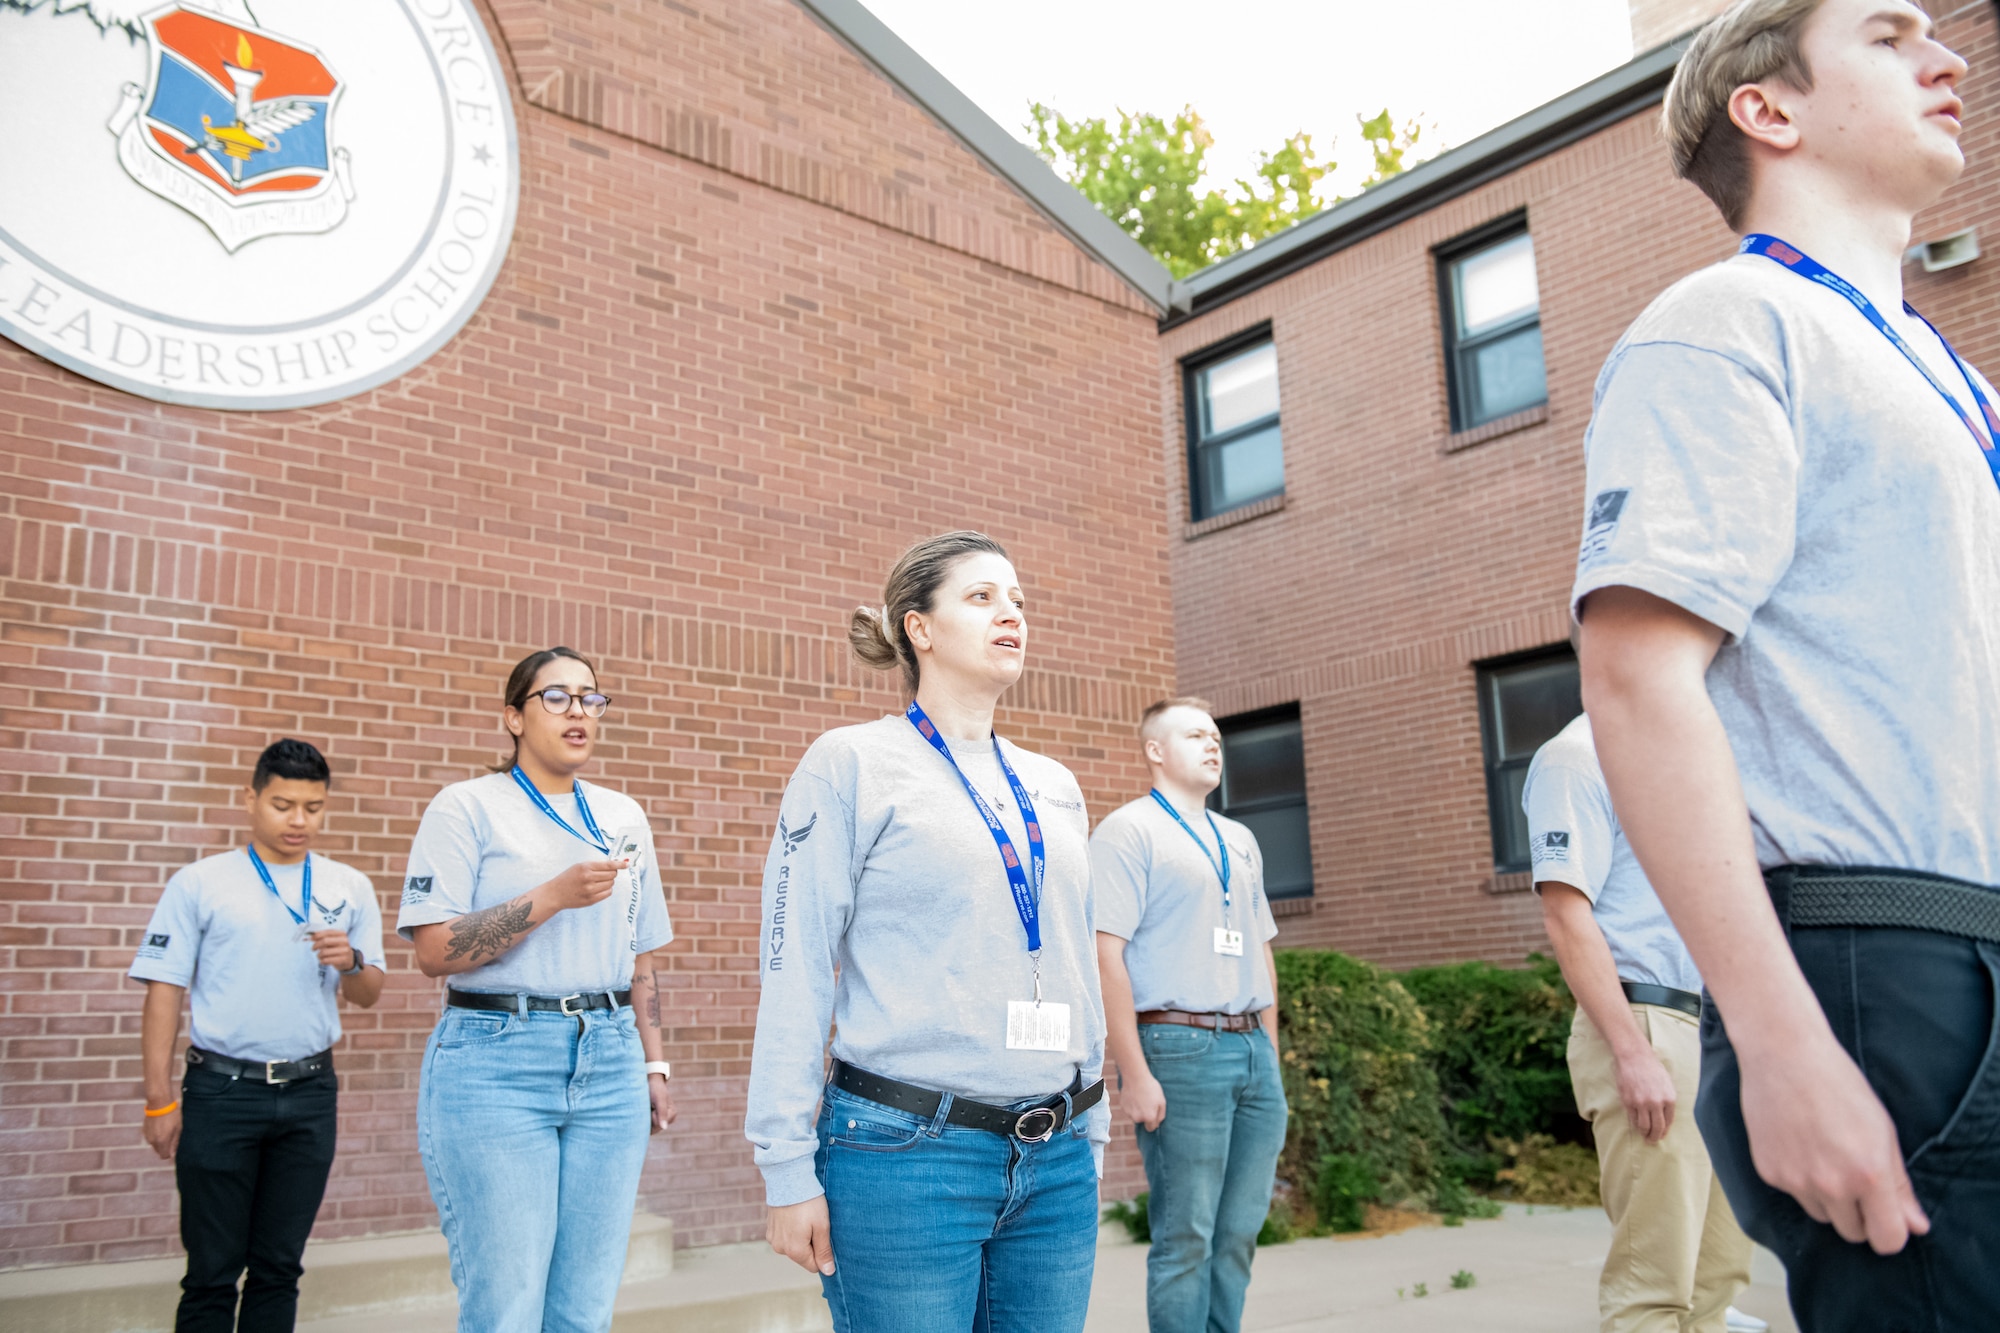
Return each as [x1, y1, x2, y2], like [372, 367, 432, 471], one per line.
[906, 701, 1045, 955]
[510, 766, 610, 853]
[246, 845, 312, 928]
[1148, 788, 1231, 912]
[1740, 233, 2000, 490]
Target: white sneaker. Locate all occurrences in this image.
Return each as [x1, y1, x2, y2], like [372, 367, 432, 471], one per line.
[1725, 1308, 1769, 1333]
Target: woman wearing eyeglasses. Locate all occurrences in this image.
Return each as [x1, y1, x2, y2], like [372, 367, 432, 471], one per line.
[397, 646, 676, 1333]
[747, 532, 1107, 1333]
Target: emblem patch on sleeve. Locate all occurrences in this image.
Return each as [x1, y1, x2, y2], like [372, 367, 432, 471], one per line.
[1537, 831, 1571, 863]
[137, 932, 171, 958]
[402, 875, 433, 905]
[1578, 489, 1629, 567]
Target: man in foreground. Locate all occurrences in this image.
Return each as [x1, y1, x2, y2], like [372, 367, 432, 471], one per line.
[131, 739, 386, 1331]
[1091, 698, 1285, 1333]
[1528, 712, 1758, 1333]
[1574, 0, 2000, 1324]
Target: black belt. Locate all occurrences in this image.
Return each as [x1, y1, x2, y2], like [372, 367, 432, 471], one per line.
[187, 1047, 333, 1084]
[1620, 982, 1701, 1019]
[446, 988, 630, 1015]
[830, 1060, 1104, 1143]
[1768, 865, 2000, 944]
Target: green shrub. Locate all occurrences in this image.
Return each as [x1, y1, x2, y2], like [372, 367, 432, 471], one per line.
[1103, 1193, 1150, 1244]
[1256, 1205, 1296, 1245]
[1493, 1133, 1601, 1207]
[1275, 950, 1446, 1213]
[1399, 955, 1577, 1171]
[1312, 1152, 1378, 1232]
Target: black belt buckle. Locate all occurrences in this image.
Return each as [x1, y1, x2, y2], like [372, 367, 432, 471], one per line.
[1013, 1105, 1059, 1142]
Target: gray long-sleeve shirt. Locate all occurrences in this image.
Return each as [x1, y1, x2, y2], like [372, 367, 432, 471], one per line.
[745, 714, 1107, 1206]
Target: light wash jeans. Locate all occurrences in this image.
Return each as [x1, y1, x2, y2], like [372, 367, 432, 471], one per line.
[1134, 1023, 1288, 1333]
[815, 1080, 1099, 1333]
[417, 1005, 650, 1333]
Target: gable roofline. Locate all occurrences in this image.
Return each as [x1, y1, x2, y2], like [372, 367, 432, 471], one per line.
[791, 0, 1174, 313]
[1161, 36, 1695, 330]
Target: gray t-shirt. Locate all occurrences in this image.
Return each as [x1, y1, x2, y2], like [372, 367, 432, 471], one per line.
[745, 715, 1107, 1207]
[396, 772, 673, 995]
[1091, 795, 1278, 1014]
[1572, 253, 2000, 887]
[129, 850, 386, 1062]
[1523, 715, 1700, 993]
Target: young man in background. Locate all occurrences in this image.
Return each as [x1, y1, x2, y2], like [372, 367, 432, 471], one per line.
[1576, 1, 2000, 1323]
[1092, 698, 1285, 1333]
[131, 739, 385, 1332]
[1528, 713, 1759, 1333]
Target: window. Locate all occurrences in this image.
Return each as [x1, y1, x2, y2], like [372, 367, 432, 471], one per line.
[1441, 223, 1548, 431]
[1185, 334, 1283, 520]
[1209, 704, 1314, 899]
[1476, 649, 1583, 873]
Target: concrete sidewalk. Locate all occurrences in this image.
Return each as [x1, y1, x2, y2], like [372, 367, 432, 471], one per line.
[1086, 1205, 1798, 1333]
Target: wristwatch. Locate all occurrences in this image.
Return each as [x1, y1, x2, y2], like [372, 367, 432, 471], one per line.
[342, 948, 365, 976]
[645, 1061, 672, 1081]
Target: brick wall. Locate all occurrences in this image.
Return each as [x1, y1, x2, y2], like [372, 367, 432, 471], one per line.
[0, 0, 1167, 1269]
[1165, 4, 2000, 970]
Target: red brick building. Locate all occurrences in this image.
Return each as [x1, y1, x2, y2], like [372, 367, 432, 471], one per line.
[0, 0, 1174, 1269]
[7, 0, 2000, 1282]
[1166, 0, 2000, 969]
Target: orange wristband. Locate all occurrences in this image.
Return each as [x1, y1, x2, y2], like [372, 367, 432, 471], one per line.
[144, 1101, 179, 1117]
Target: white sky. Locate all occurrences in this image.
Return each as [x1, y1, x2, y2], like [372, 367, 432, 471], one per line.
[859, 1, 1639, 197]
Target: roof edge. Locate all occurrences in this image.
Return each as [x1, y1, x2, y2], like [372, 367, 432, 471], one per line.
[1162, 36, 1694, 328]
[790, 0, 1174, 313]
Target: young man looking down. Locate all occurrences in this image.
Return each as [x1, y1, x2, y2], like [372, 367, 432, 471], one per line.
[1091, 699, 1285, 1333]
[1574, 0, 2000, 1324]
[131, 740, 385, 1332]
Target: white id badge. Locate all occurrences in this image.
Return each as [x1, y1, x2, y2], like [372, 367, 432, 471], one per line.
[1213, 927, 1245, 957]
[1006, 1001, 1072, 1052]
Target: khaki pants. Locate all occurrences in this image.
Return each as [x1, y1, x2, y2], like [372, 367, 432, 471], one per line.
[1569, 1003, 1752, 1333]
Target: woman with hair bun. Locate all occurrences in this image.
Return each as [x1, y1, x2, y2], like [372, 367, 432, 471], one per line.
[747, 531, 1107, 1333]
[397, 647, 677, 1333]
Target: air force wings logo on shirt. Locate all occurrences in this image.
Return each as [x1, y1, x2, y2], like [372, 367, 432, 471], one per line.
[1538, 830, 1571, 863]
[107, 5, 353, 252]
[402, 875, 433, 906]
[778, 813, 816, 857]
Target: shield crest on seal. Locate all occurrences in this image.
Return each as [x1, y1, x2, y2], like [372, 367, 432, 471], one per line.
[107, 4, 353, 251]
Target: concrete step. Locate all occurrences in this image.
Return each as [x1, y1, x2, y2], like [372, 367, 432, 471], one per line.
[0, 1214, 673, 1333]
[295, 1240, 829, 1333]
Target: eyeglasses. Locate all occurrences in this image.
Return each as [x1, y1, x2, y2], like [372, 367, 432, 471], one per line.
[529, 687, 612, 717]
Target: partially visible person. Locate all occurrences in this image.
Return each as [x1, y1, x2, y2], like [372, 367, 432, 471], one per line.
[130, 738, 386, 1333]
[1527, 713, 1760, 1333]
[1091, 698, 1284, 1333]
[1576, 1, 2000, 1326]
[747, 531, 1106, 1333]
[398, 647, 676, 1333]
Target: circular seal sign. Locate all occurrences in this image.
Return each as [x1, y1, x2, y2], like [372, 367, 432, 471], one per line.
[0, 0, 519, 410]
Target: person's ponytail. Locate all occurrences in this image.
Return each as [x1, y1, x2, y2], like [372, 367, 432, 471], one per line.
[848, 605, 901, 673]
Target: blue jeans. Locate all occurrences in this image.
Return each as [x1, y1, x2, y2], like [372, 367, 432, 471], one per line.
[1134, 1024, 1288, 1333]
[417, 1006, 650, 1333]
[815, 1081, 1099, 1333]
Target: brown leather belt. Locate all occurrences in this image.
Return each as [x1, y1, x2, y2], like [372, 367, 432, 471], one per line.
[1137, 1009, 1263, 1033]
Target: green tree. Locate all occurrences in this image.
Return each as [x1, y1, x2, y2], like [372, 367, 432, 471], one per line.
[1030, 102, 1431, 278]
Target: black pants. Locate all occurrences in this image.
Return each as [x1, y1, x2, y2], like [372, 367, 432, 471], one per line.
[1697, 922, 2000, 1332]
[175, 1064, 338, 1333]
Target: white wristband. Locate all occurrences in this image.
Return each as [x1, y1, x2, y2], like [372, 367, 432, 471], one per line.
[645, 1061, 672, 1081]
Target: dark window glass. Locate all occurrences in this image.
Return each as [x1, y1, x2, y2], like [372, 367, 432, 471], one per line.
[1210, 705, 1313, 899]
[1187, 339, 1283, 520]
[1477, 651, 1583, 873]
[1443, 228, 1548, 431]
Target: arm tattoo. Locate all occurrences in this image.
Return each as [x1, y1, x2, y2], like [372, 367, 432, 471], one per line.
[443, 895, 536, 964]
[644, 975, 663, 1030]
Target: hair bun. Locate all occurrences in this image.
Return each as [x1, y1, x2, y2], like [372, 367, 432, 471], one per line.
[848, 604, 900, 671]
